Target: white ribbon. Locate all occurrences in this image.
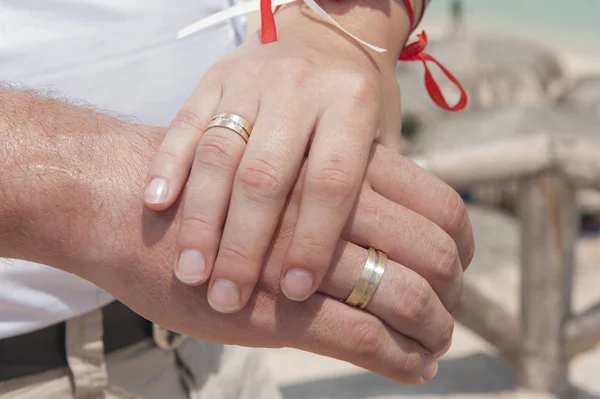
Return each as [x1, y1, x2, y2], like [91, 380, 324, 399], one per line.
[177, 0, 387, 53]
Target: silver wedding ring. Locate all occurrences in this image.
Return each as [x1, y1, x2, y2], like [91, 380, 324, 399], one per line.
[206, 113, 253, 143]
[345, 248, 388, 309]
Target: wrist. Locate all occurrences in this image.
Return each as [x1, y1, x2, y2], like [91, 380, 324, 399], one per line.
[273, 0, 417, 70]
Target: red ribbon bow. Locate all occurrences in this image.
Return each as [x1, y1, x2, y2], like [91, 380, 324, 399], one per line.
[400, 31, 468, 111]
[259, 0, 468, 112]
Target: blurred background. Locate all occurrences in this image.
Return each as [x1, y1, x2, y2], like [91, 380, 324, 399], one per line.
[249, 1, 600, 398]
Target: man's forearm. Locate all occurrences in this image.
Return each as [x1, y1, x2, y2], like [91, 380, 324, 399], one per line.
[0, 87, 163, 271]
[0, 87, 249, 344]
[0, 86, 353, 349]
[0, 87, 252, 342]
[0, 87, 198, 333]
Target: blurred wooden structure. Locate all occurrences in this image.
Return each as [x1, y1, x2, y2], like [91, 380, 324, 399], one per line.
[410, 106, 600, 217]
[558, 75, 600, 115]
[412, 132, 600, 398]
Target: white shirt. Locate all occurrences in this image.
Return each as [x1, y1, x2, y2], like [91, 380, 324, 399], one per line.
[0, 0, 245, 339]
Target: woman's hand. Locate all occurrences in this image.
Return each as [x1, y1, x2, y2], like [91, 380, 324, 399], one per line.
[144, 2, 413, 313]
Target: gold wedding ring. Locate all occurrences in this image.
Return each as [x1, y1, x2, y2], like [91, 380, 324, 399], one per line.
[206, 113, 253, 143]
[345, 248, 388, 309]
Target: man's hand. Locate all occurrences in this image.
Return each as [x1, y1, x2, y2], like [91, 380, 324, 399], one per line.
[0, 87, 474, 384]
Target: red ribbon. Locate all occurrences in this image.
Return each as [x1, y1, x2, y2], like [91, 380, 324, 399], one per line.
[259, 0, 468, 112]
[400, 31, 468, 111]
[260, 0, 277, 43]
[399, 0, 467, 111]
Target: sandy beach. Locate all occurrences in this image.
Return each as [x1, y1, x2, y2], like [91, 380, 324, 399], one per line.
[245, 8, 600, 398]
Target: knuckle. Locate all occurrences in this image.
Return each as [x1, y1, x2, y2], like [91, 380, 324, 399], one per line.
[178, 214, 213, 246]
[204, 62, 227, 82]
[356, 197, 391, 227]
[445, 276, 463, 313]
[171, 109, 207, 132]
[398, 276, 432, 323]
[307, 161, 355, 202]
[217, 243, 259, 284]
[464, 239, 475, 270]
[242, 58, 267, 80]
[348, 320, 387, 355]
[438, 317, 455, 354]
[154, 149, 188, 171]
[434, 234, 461, 284]
[164, 123, 203, 146]
[236, 157, 286, 202]
[218, 242, 251, 265]
[195, 132, 239, 171]
[425, 313, 455, 357]
[396, 341, 425, 383]
[181, 213, 213, 232]
[440, 189, 469, 236]
[278, 56, 315, 85]
[346, 73, 380, 108]
[288, 234, 329, 266]
[297, 234, 329, 252]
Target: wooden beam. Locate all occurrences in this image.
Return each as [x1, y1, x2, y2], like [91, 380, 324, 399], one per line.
[556, 136, 600, 190]
[410, 134, 552, 190]
[411, 134, 600, 191]
[518, 174, 577, 397]
[453, 279, 521, 366]
[567, 302, 600, 358]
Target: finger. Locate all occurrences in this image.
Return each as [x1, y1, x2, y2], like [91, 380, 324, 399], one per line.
[136, 175, 439, 385]
[269, 294, 439, 384]
[320, 241, 454, 356]
[207, 95, 316, 313]
[128, 240, 438, 385]
[367, 145, 475, 269]
[343, 187, 463, 311]
[281, 104, 377, 301]
[162, 286, 438, 384]
[144, 73, 222, 210]
[281, 148, 463, 310]
[173, 90, 259, 285]
[245, 222, 439, 383]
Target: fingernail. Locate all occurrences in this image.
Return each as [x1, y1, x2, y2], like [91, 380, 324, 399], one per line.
[175, 250, 207, 284]
[209, 279, 240, 313]
[145, 177, 168, 204]
[422, 353, 439, 381]
[282, 269, 314, 301]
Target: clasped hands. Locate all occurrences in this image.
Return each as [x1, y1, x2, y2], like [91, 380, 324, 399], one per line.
[140, 3, 474, 384]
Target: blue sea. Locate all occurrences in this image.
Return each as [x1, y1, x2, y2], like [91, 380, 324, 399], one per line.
[422, 0, 600, 49]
